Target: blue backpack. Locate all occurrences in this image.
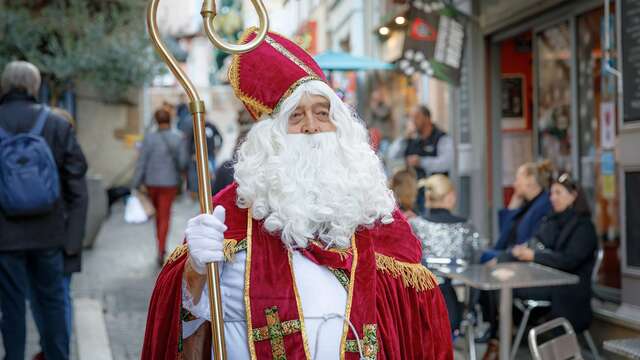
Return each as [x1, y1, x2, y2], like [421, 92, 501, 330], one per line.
[0, 106, 61, 216]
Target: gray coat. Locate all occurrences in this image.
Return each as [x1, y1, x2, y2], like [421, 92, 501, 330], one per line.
[132, 129, 188, 188]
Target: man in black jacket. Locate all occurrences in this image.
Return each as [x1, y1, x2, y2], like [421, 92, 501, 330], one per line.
[0, 61, 88, 360]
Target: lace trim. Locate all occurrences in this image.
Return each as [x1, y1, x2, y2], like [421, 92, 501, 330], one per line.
[181, 278, 212, 322]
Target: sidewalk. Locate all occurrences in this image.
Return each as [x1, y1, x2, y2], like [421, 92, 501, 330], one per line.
[71, 195, 198, 359]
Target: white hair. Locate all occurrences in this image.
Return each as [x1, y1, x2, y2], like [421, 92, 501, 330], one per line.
[1, 61, 41, 97]
[234, 80, 396, 249]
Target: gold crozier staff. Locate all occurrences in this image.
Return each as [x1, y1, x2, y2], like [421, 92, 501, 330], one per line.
[146, 1, 269, 359]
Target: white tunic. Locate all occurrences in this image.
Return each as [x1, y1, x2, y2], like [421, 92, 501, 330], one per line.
[182, 251, 348, 359]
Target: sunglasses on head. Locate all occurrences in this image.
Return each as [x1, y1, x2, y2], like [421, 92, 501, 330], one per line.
[557, 173, 578, 191]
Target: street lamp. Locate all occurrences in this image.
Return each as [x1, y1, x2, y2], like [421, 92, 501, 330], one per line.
[394, 16, 406, 25]
[379, 26, 390, 36]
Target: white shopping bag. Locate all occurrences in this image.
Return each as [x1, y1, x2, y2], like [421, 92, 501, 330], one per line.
[124, 194, 149, 224]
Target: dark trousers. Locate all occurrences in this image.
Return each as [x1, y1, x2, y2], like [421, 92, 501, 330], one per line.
[31, 274, 73, 342]
[147, 186, 178, 257]
[0, 249, 68, 360]
[440, 281, 463, 333]
[478, 287, 552, 339]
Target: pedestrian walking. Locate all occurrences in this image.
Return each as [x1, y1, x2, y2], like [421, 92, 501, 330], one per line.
[0, 61, 88, 360]
[132, 108, 188, 266]
[29, 107, 88, 360]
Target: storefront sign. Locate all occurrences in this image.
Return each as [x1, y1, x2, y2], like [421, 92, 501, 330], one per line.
[621, 0, 640, 124]
[600, 101, 616, 149]
[398, 1, 465, 85]
[601, 151, 616, 199]
[294, 21, 317, 54]
[601, 151, 616, 176]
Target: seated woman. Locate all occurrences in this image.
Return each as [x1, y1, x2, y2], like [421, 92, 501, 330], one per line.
[389, 167, 419, 219]
[409, 174, 482, 335]
[482, 161, 553, 264]
[481, 174, 597, 359]
[510, 173, 597, 332]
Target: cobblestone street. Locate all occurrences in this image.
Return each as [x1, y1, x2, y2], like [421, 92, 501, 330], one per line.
[72, 195, 198, 359]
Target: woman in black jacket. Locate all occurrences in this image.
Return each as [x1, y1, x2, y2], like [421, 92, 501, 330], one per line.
[510, 173, 597, 333]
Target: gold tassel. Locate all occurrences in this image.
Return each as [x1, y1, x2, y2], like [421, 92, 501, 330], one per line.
[375, 253, 438, 292]
[223, 239, 239, 262]
[165, 244, 188, 265]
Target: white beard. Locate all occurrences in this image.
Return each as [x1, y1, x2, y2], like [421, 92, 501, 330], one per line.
[234, 126, 395, 250]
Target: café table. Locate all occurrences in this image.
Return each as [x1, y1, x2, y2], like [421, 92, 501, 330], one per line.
[604, 338, 640, 359]
[434, 262, 579, 360]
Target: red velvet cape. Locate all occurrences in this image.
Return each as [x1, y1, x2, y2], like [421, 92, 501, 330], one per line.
[141, 184, 452, 359]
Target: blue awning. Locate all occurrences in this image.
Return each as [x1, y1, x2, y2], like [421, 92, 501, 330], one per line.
[313, 51, 394, 71]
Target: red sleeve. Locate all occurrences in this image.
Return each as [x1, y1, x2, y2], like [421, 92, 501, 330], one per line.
[374, 210, 453, 359]
[142, 183, 246, 359]
[376, 272, 453, 359]
[141, 251, 188, 360]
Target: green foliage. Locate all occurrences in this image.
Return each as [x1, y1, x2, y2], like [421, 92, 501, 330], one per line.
[0, 0, 164, 102]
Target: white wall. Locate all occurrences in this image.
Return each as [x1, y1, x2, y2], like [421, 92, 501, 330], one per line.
[75, 94, 140, 187]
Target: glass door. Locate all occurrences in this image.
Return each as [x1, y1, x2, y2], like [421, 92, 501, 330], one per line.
[577, 6, 621, 292]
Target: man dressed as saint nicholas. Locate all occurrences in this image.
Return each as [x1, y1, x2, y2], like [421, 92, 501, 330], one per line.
[141, 28, 453, 360]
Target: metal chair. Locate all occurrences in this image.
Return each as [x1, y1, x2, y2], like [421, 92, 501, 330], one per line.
[528, 317, 583, 360]
[511, 247, 603, 359]
[512, 298, 552, 359]
[512, 300, 601, 360]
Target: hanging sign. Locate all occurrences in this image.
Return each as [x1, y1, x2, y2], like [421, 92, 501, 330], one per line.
[398, 0, 466, 85]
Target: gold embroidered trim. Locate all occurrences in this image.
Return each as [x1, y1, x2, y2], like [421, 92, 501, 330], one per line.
[310, 240, 353, 261]
[165, 244, 188, 265]
[252, 318, 301, 342]
[244, 210, 258, 360]
[223, 239, 237, 262]
[271, 76, 322, 115]
[264, 35, 318, 77]
[228, 27, 273, 119]
[375, 254, 438, 292]
[250, 306, 304, 359]
[228, 27, 325, 120]
[223, 238, 248, 262]
[288, 251, 313, 359]
[339, 235, 358, 360]
[344, 324, 378, 359]
[328, 268, 350, 291]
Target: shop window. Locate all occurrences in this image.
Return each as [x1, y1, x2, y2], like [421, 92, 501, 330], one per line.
[535, 22, 572, 174]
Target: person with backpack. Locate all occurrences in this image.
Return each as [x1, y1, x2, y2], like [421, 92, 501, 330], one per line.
[132, 108, 188, 266]
[28, 107, 88, 360]
[0, 61, 88, 360]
